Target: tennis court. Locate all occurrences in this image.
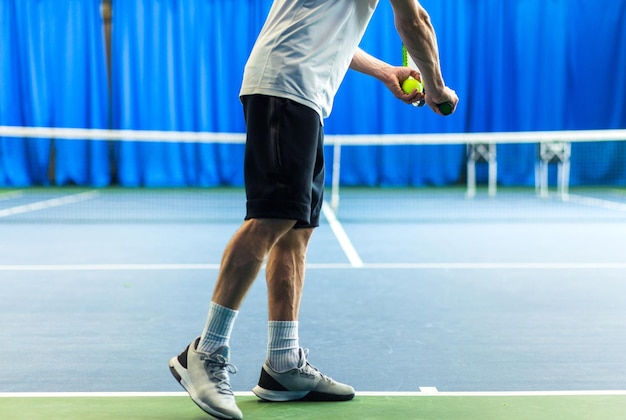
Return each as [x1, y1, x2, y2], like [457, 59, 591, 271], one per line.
[3, 0, 626, 418]
[1, 186, 626, 419]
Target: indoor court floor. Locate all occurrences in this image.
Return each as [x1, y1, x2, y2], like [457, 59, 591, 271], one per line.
[1, 187, 625, 419]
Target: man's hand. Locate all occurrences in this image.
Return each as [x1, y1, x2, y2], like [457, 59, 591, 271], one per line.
[382, 66, 425, 106]
[425, 86, 458, 115]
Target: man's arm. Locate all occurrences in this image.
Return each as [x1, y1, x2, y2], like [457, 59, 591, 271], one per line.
[349, 47, 424, 105]
[390, 0, 457, 112]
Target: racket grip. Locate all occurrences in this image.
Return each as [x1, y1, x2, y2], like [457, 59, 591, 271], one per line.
[437, 102, 454, 116]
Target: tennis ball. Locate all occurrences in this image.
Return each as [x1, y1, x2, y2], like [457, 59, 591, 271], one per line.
[402, 77, 423, 94]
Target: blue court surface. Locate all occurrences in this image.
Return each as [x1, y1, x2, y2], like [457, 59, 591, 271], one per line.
[1, 187, 626, 419]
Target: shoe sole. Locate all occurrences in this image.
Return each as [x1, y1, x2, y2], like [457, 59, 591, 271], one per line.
[169, 356, 242, 420]
[252, 365, 355, 402]
[252, 385, 355, 402]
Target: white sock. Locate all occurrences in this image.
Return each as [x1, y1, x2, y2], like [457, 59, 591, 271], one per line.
[198, 302, 238, 354]
[267, 320, 301, 372]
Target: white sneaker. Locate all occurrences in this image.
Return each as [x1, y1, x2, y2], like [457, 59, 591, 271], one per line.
[252, 348, 355, 402]
[169, 338, 243, 419]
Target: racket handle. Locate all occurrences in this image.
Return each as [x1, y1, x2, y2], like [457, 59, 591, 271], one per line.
[437, 102, 454, 116]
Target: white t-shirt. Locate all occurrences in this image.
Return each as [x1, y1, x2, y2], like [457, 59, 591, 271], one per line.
[240, 0, 379, 120]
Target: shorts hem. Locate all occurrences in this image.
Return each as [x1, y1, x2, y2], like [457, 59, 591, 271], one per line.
[246, 199, 311, 224]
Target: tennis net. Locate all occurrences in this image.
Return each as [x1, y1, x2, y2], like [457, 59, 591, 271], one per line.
[1, 125, 626, 223]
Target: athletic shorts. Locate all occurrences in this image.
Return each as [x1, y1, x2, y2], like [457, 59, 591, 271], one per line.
[242, 94, 325, 229]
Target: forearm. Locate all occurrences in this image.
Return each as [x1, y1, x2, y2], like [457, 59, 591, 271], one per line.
[391, 0, 445, 94]
[349, 48, 391, 82]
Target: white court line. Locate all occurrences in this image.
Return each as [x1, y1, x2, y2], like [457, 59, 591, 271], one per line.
[356, 390, 626, 397]
[0, 190, 100, 218]
[1, 390, 625, 398]
[344, 262, 626, 269]
[568, 194, 626, 212]
[2, 262, 626, 271]
[0, 190, 24, 200]
[0, 392, 190, 398]
[0, 264, 221, 271]
[321, 201, 363, 267]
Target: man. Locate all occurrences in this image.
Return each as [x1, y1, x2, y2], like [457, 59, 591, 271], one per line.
[169, 1, 458, 419]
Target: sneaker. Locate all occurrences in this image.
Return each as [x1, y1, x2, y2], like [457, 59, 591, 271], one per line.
[169, 338, 243, 420]
[252, 348, 355, 402]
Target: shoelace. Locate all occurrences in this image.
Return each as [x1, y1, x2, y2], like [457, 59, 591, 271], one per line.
[201, 353, 238, 395]
[299, 349, 332, 382]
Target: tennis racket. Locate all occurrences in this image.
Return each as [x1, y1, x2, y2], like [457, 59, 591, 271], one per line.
[402, 45, 453, 115]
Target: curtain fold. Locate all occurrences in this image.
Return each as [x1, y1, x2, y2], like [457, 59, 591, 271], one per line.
[110, 0, 265, 186]
[1, 0, 625, 187]
[0, 0, 109, 187]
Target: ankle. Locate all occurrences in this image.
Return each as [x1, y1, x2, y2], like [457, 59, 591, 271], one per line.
[267, 321, 300, 372]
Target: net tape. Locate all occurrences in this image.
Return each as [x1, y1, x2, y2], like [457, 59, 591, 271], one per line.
[1, 125, 625, 145]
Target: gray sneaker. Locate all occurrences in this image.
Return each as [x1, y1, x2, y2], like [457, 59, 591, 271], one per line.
[169, 338, 243, 420]
[252, 348, 355, 402]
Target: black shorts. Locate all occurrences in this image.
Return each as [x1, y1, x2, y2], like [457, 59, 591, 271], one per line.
[242, 94, 325, 228]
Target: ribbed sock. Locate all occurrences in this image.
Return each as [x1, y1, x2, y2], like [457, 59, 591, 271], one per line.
[267, 320, 301, 373]
[198, 302, 238, 354]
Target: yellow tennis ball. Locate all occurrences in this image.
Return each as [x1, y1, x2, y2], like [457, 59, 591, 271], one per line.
[402, 77, 423, 94]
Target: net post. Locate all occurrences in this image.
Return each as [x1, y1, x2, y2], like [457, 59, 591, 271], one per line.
[466, 143, 497, 198]
[466, 145, 476, 198]
[488, 144, 497, 197]
[536, 140, 571, 200]
[558, 143, 572, 201]
[330, 140, 342, 213]
[537, 161, 548, 198]
[536, 141, 548, 198]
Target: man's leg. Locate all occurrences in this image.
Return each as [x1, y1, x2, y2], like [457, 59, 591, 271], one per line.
[263, 228, 312, 373]
[169, 218, 294, 420]
[211, 218, 297, 311]
[197, 218, 296, 354]
[253, 228, 356, 402]
[266, 227, 313, 321]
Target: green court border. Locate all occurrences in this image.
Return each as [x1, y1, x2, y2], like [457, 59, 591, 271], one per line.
[1, 394, 625, 420]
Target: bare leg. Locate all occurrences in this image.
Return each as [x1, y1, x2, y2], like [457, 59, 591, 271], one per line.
[211, 218, 296, 309]
[265, 227, 314, 321]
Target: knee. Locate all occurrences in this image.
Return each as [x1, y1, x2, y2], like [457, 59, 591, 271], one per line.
[275, 227, 314, 254]
[244, 218, 298, 244]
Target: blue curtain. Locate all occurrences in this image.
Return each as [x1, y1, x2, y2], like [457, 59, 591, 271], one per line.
[1, 0, 625, 187]
[110, 0, 270, 186]
[0, 0, 110, 186]
[326, 0, 626, 186]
